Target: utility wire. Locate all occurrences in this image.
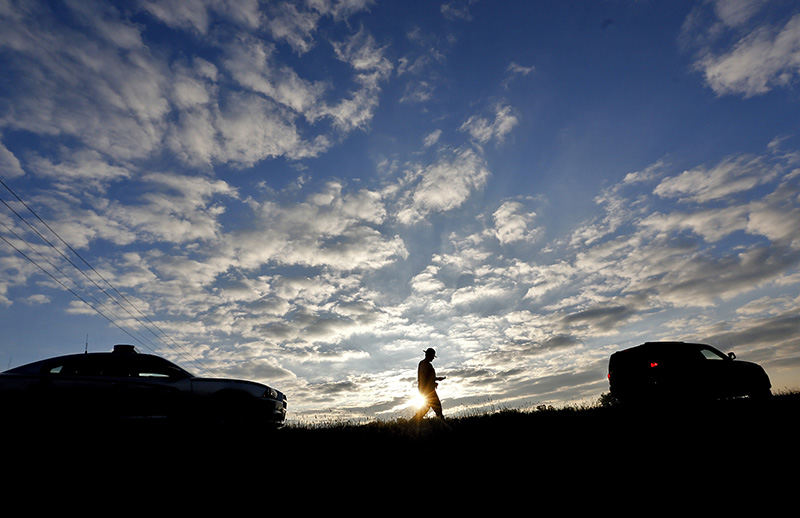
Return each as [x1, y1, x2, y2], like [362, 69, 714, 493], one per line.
[0, 219, 156, 350]
[0, 178, 188, 348]
[0, 232, 155, 351]
[0, 178, 209, 375]
[0, 196, 161, 350]
[0, 198, 153, 341]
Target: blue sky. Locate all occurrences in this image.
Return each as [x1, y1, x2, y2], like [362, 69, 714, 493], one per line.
[1, 0, 799, 421]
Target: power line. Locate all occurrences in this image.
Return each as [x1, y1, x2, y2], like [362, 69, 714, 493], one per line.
[0, 197, 148, 334]
[0, 195, 160, 350]
[0, 178, 209, 375]
[0, 219, 155, 349]
[0, 189, 206, 373]
[0, 233, 154, 351]
[0, 181, 198, 362]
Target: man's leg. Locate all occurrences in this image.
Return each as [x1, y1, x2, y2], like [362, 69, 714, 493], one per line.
[430, 391, 444, 418]
[414, 401, 430, 421]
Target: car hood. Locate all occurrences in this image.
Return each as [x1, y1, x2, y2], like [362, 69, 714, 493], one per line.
[190, 377, 272, 397]
[732, 359, 764, 370]
[192, 376, 267, 387]
[731, 359, 771, 384]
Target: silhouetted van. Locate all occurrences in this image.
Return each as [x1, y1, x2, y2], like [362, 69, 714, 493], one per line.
[0, 344, 287, 426]
[608, 341, 771, 404]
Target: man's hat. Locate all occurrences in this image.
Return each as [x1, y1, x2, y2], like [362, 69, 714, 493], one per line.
[423, 347, 436, 357]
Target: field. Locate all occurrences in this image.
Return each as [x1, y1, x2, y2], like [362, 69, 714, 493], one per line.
[5, 391, 798, 502]
[271, 391, 800, 463]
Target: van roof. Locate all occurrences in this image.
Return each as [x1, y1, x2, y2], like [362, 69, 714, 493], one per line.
[612, 341, 706, 357]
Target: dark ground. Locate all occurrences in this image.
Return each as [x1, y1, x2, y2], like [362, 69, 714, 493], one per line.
[3, 394, 798, 507]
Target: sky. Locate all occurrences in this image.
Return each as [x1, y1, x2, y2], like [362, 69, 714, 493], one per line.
[1, 0, 799, 422]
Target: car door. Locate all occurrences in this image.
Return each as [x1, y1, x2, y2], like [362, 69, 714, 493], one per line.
[43, 355, 128, 418]
[695, 346, 733, 398]
[121, 356, 189, 418]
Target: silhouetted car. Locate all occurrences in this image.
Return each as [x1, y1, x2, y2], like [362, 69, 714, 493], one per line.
[608, 341, 771, 404]
[0, 344, 287, 426]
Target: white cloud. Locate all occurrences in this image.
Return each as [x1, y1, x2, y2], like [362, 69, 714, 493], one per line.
[65, 299, 98, 316]
[139, 0, 261, 34]
[398, 55, 434, 76]
[503, 61, 535, 89]
[688, 5, 800, 97]
[396, 27, 447, 104]
[639, 153, 800, 249]
[713, 0, 767, 28]
[396, 146, 490, 224]
[0, 1, 170, 161]
[66, 0, 145, 49]
[171, 73, 215, 110]
[331, 27, 392, 75]
[653, 154, 778, 202]
[0, 139, 24, 178]
[16, 171, 237, 255]
[522, 262, 575, 302]
[0, 1, 387, 173]
[423, 129, 442, 148]
[167, 106, 219, 166]
[746, 181, 800, 247]
[651, 245, 800, 307]
[560, 145, 800, 312]
[313, 28, 393, 132]
[110, 173, 237, 244]
[0, 254, 37, 307]
[23, 293, 50, 305]
[411, 265, 446, 294]
[22, 194, 139, 249]
[460, 104, 519, 145]
[223, 36, 326, 115]
[29, 150, 131, 192]
[640, 205, 749, 242]
[492, 201, 541, 245]
[507, 62, 535, 76]
[400, 81, 435, 104]
[308, 0, 375, 21]
[265, 2, 322, 54]
[622, 159, 668, 185]
[736, 295, 793, 316]
[441, 0, 477, 21]
[139, 0, 214, 33]
[213, 92, 330, 165]
[232, 181, 407, 271]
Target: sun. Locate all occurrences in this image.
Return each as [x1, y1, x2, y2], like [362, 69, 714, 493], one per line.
[409, 393, 426, 409]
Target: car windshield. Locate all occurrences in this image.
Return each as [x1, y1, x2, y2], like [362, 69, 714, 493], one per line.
[699, 347, 727, 360]
[130, 356, 192, 379]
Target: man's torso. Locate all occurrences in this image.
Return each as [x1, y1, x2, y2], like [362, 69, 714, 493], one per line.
[418, 360, 436, 393]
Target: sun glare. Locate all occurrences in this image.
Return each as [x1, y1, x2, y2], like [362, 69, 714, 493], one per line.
[409, 393, 426, 409]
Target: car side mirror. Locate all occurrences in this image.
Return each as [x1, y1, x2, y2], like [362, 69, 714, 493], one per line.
[728, 352, 736, 360]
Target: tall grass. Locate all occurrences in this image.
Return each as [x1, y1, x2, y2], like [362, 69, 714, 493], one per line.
[280, 389, 800, 437]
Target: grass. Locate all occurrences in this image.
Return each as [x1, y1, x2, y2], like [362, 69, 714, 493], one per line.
[7, 390, 799, 468]
[5, 391, 798, 496]
[271, 390, 800, 452]
[283, 389, 799, 430]
[215, 391, 793, 490]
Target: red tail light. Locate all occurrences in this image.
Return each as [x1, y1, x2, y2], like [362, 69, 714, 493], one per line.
[650, 362, 658, 368]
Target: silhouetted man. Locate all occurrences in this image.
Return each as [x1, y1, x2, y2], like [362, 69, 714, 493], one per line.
[415, 347, 446, 420]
